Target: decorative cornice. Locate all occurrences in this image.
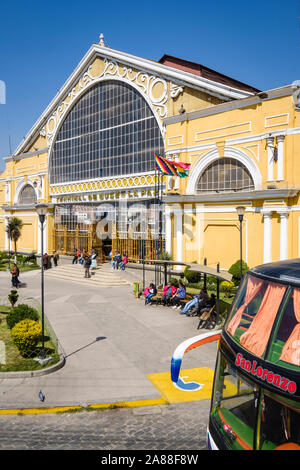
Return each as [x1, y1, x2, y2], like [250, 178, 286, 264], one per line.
[163, 84, 299, 125]
[49, 172, 163, 197]
[163, 188, 299, 204]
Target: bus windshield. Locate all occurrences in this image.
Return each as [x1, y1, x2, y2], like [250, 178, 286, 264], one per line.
[211, 352, 300, 450]
[211, 352, 257, 450]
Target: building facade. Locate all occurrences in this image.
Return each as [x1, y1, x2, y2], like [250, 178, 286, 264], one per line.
[0, 36, 257, 263]
[2, 36, 297, 270]
[164, 81, 300, 270]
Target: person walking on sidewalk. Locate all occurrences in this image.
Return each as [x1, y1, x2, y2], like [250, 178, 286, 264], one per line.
[91, 249, 97, 270]
[84, 254, 91, 278]
[72, 248, 79, 264]
[11, 263, 20, 288]
[53, 250, 59, 267]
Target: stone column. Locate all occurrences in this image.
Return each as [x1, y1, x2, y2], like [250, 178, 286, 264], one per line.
[165, 206, 172, 257]
[261, 209, 273, 263]
[276, 135, 285, 181]
[4, 215, 10, 252]
[266, 136, 274, 182]
[176, 208, 183, 262]
[277, 208, 289, 260]
[167, 176, 173, 191]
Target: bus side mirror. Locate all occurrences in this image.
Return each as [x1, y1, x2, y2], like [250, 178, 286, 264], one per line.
[171, 331, 221, 384]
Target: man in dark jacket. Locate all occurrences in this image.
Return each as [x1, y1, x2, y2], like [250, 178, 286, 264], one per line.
[84, 255, 91, 278]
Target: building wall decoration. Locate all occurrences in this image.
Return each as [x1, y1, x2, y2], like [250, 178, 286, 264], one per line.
[163, 84, 300, 270]
[2, 39, 300, 267]
[43, 57, 186, 148]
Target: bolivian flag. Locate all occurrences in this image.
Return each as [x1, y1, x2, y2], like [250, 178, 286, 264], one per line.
[155, 155, 190, 178]
[173, 160, 191, 178]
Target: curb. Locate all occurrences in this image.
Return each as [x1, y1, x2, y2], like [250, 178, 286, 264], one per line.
[0, 397, 169, 415]
[0, 355, 65, 379]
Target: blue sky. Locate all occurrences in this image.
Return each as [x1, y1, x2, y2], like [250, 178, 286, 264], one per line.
[0, 0, 300, 171]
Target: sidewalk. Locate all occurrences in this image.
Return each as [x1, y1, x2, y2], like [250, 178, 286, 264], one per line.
[0, 263, 218, 413]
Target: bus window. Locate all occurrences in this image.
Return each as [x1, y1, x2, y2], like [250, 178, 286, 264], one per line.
[267, 288, 300, 369]
[226, 274, 286, 358]
[259, 393, 300, 450]
[211, 352, 257, 450]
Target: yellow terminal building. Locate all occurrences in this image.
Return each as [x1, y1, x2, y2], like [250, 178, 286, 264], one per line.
[1, 35, 300, 271]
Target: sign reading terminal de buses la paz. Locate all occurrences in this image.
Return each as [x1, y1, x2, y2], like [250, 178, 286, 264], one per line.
[0, 80, 6, 104]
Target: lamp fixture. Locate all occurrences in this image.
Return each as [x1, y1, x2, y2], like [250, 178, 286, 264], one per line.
[178, 104, 186, 114]
[236, 206, 246, 218]
[35, 203, 48, 217]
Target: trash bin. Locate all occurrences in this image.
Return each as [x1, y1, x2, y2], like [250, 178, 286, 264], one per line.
[133, 281, 140, 298]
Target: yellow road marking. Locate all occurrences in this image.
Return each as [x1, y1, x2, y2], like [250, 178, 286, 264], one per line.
[147, 367, 215, 404]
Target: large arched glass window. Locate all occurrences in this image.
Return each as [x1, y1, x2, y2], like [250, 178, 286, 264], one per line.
[196, 157, 255, 193]
[18, 184, 37, 205]
[49, 81, 164, 184]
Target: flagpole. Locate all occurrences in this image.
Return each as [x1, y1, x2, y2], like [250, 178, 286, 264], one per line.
[154, 165, 158, 285]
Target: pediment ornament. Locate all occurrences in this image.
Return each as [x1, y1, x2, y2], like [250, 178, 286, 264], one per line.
[43, 57, 184, 145]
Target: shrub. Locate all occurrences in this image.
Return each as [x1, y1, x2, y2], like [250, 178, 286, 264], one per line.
[184, 266, 202, 284]
[220, 281, 235, 298]
[24, 253, 37, 264]
[228, 260, 249, 284]
[158, 251, 172, 261]
[6, 303, 39, 330]
[8, 289, 19, 308]
[10, 319, 42, 357]
[0, 251, 8, 261]
[169, 277, 179, 287]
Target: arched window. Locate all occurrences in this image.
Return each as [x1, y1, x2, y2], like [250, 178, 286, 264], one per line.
[49, 81, 164, 184]
[196, 157, 255, 193]
[18, 184, 37, 205]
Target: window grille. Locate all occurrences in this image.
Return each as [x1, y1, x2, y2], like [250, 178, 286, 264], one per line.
[18, 184, 37, 205]
[196, 157, 254, 193]
[50, 81, 164, 184]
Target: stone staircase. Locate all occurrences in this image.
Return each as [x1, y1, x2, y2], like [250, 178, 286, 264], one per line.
[44, 262, 131, 288]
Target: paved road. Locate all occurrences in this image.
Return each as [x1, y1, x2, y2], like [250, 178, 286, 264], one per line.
[0, 401, 208, 450]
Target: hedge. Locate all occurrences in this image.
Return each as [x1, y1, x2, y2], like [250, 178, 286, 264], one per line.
[6, 303, 39, 330]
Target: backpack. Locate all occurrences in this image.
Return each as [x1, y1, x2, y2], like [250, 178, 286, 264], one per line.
[85, 258, 91, 267]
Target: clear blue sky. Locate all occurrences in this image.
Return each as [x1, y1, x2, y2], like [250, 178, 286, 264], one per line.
[0, 0, 300, 172]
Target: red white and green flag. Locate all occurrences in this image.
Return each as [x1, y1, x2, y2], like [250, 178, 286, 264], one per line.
[155, 155, 190, 178]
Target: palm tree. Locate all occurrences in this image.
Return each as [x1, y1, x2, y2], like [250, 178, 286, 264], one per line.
[6, 217, 23, 262]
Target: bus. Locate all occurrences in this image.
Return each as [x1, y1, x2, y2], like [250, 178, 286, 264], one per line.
[171, 259, 300, 450]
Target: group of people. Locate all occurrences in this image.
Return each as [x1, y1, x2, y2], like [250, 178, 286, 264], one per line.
[72, 248, 98, 278]
[144, 280, 216, 319]
[111, 251, 127, 270]
[43, 251, 59, 270]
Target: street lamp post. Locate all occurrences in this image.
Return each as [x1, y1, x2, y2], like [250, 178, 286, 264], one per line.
[35, 203, 48, 359]
[236, 206, 246, 282]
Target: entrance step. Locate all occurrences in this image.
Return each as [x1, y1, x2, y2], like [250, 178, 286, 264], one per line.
[44, 263, 131, 287]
